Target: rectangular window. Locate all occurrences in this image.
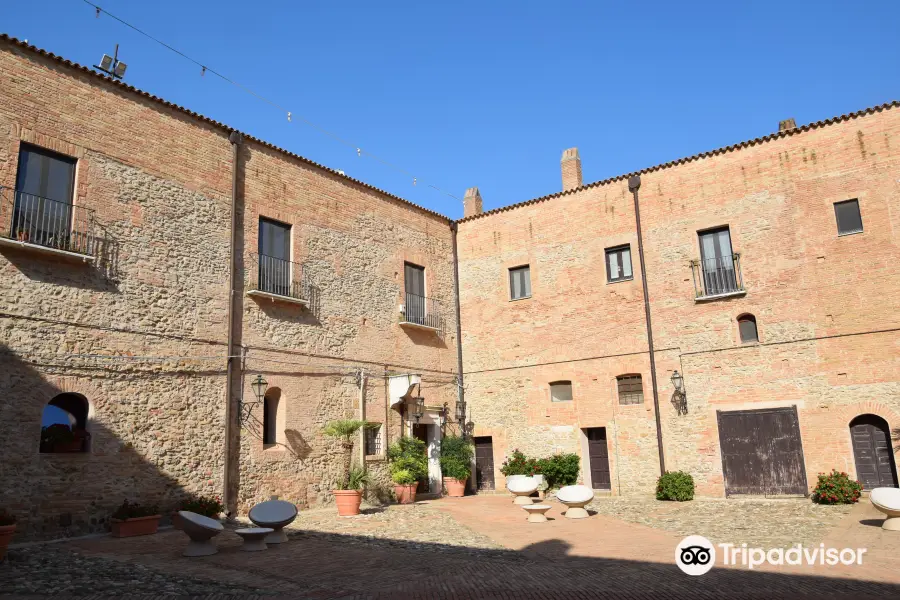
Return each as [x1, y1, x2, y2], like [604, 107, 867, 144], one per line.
[258, 217, 292, 296]
[698, 227, 738, 296]
[13, 144, 77, 247]
[365, 425, 382, 456]
[404, 262, 427, 325]
[605, 245, 633, 282]
[509, 265, 532, 300]
[550, 381, 573, 402]
[834, 199, 863, 235]
[617, 375, 644, 405]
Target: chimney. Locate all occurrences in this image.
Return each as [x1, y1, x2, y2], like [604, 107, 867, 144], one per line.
[463, 187, 483, 218]
[778, 118, 797, 133]
[561, 148, 582, 191]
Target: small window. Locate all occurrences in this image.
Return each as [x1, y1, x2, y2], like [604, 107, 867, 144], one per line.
[40, 393, 90, 453]
[738, 314, 758, 344]
[617, 375, 644, 405]
[834, 199, 863, 235]
[509, 265, 531, 300]
[550, 381, 573, 402]
[605, 245, 633, 282]
[263, 392, 279, 447]
[365, 424, 382, 456]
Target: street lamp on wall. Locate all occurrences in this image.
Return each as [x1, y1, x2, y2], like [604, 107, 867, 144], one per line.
[670, 370, 688, 416]
[412, 396, 425, 423]
[240, 374, 268, 425]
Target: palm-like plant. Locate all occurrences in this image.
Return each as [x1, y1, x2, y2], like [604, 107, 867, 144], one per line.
[323, 419, 370, 489]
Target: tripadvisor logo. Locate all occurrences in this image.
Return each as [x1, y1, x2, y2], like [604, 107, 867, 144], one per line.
[676, 535, 715, 576]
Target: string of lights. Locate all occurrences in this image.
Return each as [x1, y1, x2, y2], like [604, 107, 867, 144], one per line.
[80, 0, 462, 202]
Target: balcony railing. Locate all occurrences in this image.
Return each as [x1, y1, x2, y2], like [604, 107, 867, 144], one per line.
[249, 253, 307, 304]
[0, 187, 95, 256]
[691, 253, 745, 299]
[401, 292, 442, 330]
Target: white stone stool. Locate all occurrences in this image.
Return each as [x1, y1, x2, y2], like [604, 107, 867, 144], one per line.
[523, 504, 551, 523]
[248, 499, 298, 544]
[236, 527, 274, 551]
[179, 511, 224, 557]
[871, 487, 900, 531]
[556, 485, 593, 519]
[507, 476, 539, 505]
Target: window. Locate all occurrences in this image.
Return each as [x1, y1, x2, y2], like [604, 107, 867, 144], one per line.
[40, 393, 90, 453]
[258, 217, 292, 296]
[834, 199, 863, 235]
[605, 245, 633, 282]
[404, 262, 427, 325]
[617, 375, 644, 405]
[365, 424, 382, 456]
[738, 314, 759, 343]
[509, 265, 531, 300]
[14, 144, 77, 248]
[550, 381, 573, 402]
[263, 391, 280, 447]
[698, 227, 740, 296]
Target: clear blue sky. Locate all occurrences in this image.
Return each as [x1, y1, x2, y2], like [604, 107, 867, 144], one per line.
[3, 1, 898, 218]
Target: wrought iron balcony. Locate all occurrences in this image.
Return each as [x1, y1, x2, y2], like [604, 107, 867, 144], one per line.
[690, 253, 745, 300]
[248, 253, 308, 306]
[400, 292, 442, 331]
[0, 187, 95, 259]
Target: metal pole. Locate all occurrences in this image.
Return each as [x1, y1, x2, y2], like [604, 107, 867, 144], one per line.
[629, 175, 666, 475]
[450, 222, 465, 428]
[223, 131, 242, 517]
[358, 370, 367, 471]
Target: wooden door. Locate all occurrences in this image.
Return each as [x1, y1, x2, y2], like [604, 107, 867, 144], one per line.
[474, 437, 495, 491]
[850, 415, 899, 489]
[585, 428, 611, 490]
[717, 407, 807, 496]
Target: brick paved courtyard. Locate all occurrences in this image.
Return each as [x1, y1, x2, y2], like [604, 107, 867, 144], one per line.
[2, 496, 899, 598]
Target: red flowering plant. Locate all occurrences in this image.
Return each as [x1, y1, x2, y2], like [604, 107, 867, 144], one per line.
[811, 470, 863, 505]
[500, 449, 541, 477]
[178, 495, 224, 519]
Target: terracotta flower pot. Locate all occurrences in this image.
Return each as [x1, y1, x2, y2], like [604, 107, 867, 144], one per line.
[443, 477, 466, 498]
[333, 490, 363, 516]
[0, 524, 16, 561]
[394, 483, 417, 504]
[110, 515, 161, 538]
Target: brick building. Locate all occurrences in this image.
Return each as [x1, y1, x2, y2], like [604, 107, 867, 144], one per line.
[0, 34, 898, 540]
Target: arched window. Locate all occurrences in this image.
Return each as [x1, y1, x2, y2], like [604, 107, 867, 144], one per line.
[738, 314, 758, 344]
[40, 393, 90, 453]
[262, 388, 284, 447]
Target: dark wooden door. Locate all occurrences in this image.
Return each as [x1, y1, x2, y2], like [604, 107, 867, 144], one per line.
[850, 415, 899, 490]
[474, 436, 495, 491]
[412, 424, 429, 493]
[717, 407, 808, 496]
[585, 428, 611, 490]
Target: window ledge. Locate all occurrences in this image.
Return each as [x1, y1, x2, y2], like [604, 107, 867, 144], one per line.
[399, 320, 440, 332]
[509, 296, 532, 302]
[247, 290, 309, 307]
[365, 455, 386, 463]
[607, 277, 634, 285]
[0, 237, 96, 264]
[694, 290, 747, 303]
[837, 230, 864, 237]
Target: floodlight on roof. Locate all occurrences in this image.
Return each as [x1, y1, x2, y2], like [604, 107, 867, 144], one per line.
[113, 61, 127, 78]
[93, 44, 127, 80]
[99, 54, 113, 71]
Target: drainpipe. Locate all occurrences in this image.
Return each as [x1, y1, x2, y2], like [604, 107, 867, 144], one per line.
[628, 175, 666, 475]
[223, 131, 243, 517]
[449, 222, 465, 423]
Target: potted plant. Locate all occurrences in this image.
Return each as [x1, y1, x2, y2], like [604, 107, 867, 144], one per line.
[323, 419, 370, 516]
[387, 436, 428, 504]
[0, 510, 16, 562]
[173, 494, 224, 530]
[110, 500, 161, 538]
[440, 435, 473, 497]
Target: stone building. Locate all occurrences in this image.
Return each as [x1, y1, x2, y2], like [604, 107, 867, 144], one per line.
[0, 34, 898, 540]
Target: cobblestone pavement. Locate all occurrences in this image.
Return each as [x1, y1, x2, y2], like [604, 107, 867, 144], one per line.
[1, 497, 898, 599]
[585, 496, 853, 548]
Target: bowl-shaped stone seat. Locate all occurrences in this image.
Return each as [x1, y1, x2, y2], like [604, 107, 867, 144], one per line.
[179, 511, 224, 557]
[522, 504, 552, 523]
[249, 500, 298, 543]
[556, 485, 593, 519]
[507, 476, 540, 505]
[870, 487, 900, 531]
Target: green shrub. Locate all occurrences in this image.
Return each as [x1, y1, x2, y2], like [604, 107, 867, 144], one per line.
[388, 437, 428, 484]
[538, 453, 580, 488]
[440, 435, 474, 481]
[339, 466, 369, 491]
[656, 471, 695, 501]
[112, 500, 160, 520]
[178, 495, 224, 518]
[500, 449, 540, 477]
[811, 470, 862, 505]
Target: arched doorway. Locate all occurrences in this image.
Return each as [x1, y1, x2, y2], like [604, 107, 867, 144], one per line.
[850, 414, 898, 489]
[40, 393, 90, 453]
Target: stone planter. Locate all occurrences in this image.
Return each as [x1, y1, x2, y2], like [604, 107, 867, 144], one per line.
[110, 515, 161, 538]
[0, 524, 16, 561]
[333, 490, 363, 516]
[394, 483, 417, 504]
[443, 477, 466, 497]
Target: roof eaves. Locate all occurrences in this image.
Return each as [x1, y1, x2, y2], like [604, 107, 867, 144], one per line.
[0, 34, 450, 223]
[458, 99, 900, 224]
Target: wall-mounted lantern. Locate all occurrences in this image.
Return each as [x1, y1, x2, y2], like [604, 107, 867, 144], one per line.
[670, 370, 688, 416]
[239, 374, 268, 425]
[412, 396, 425, 423]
